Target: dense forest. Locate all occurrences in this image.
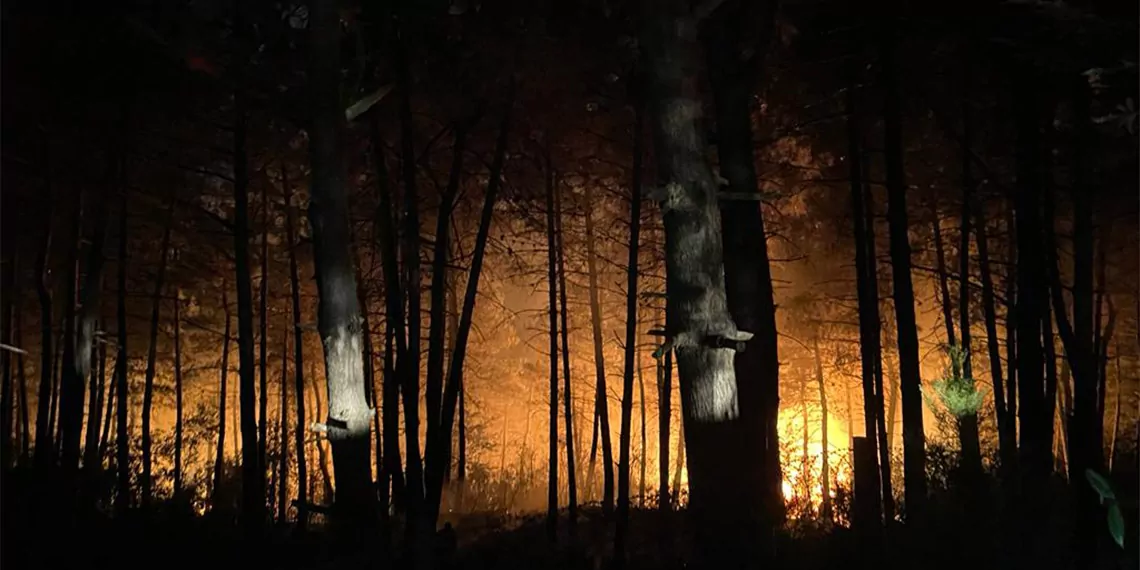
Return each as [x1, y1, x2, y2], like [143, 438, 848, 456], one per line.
[1, 0, 1137, 569]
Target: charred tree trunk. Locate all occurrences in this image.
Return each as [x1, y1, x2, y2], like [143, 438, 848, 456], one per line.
[232, 71, 265, 530]
[426, 92, 513, 529]
[33, 210, 54, 471]
[17, 287, 29, 463]
[140, 199, 174, 506]
[866, 185, 895, 519]
[282, 169, 309, 529]
[813, 337, 831, 522]
[214, 288, 232, 508]
[367, 93, 408, 520]
[99, 351, 116, 466]
[584, 180, 615, 516]
[615, 102, 643, 560]
[425, 122, 468, 500]
[846, 81, 884, 524]
[642, 4, 754, 566]
[277, 326, 289, 523]
[975, 194, 1014, 470]
[1, 254, 14, 470]
[956, 67, 982, 479]
[173, 294, 184, 496]
[542, 143, 561, 542]
[554, 171, 577, 528]
[637, 346, 647, 508]
[259, 183, 270, 493]
[704, 0, 782, 537]
[63, 196, 110, 475]
[114, 196, 130, 515]
[83, 318, 106, 474]
[308, 0, 375, 526]
[879, 5, 927, 520]
[657, 336, 672, 511]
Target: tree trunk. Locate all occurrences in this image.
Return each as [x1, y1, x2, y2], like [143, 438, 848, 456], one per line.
[113, 195, 130, 515]
[259, 182, 270, 495]
[933, 214, 957, 352]
[657, 337, 671, 511]
[141, 199, 174, 506]
[615, 101, 643, 561]
[880, 6, 927, 520]
[584, 180, 615, 517]
[396, 17, 425, 530]
[214, 288, 232, 508]
[308, 0, 375, 526]
[427, 92, 513, 529]
[231, 63, 265, 529]
[99, 351, 116, 467]
[704, 0, 782, 537]
[1004, 205, 1018, 464]
[368, 95, 408, 519]
[83, 317, 106, 474]
[814, 337, 831, 522]
[542, 142, 562, 542]
[642, 5, 753, 566]
[33, 209, 54, 471]
[846, 81, 884, 524]
[974, 191, 1014, 470]
[672, 398, 684, 509]
[17, 287, 30, 463]
[173, 294, 184, 496]
[638, 345, 647, 508]
[277, 326, 289, 524]
[1, 254, 14, 470]
[956, 68, 982, 479]
[866, 183, 895, 520]
[426, 122, 468, 505]
[554, 171, 577, 529]
[282, 169, 309, 530]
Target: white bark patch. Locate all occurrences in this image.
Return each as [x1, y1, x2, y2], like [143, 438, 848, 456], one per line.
[322, 324, 372, 441]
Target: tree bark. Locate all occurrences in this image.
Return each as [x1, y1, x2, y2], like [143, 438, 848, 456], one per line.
[584, 180, 615, 516]
[642, 4, 753, 566]
[140, 199, 174, 506]
[214, 287, 232, 508]
[308, 0, 375, 526]
[56, 201, 84, 477]
[637, 346, 647, 508]
[84, 317, 106, 474]
[554, 169, 577, 529]
[282, 169, 309, 530]
[879, 5, 927, 520]
[1, 253, 14, 469]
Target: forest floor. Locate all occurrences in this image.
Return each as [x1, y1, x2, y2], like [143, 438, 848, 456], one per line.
[2, 466, 1138, 570]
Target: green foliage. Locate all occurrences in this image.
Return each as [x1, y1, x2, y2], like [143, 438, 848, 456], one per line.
[1085, 469, 1127, 549]
[926, 344, 986, 419]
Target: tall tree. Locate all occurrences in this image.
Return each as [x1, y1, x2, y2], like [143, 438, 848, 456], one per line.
[615, 103, 643, 560]
[282, 169, 308, 529]
[846, 80, 884, 524]
[813, 336, 831, 522]
[879, 0, 927, 520]
[0, 254, 14, 469]
[542, 141, 561, 542]
[553, 170, 577, 529]
[173, 294, 184, 497]
[956, 58, 982, 479]
[214, 287, 232, 508]
[259, 180, 270, 494]
[113, 195, 130, 515]
[641, 2, 755, 566]
[307, 0, 375, 525]
[33, 207, 54, 470]
[583, 180, 615, 516]
[277, 326, 289, 524]
[703, 0, 783, 538]
[140, 199, 175, 506]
